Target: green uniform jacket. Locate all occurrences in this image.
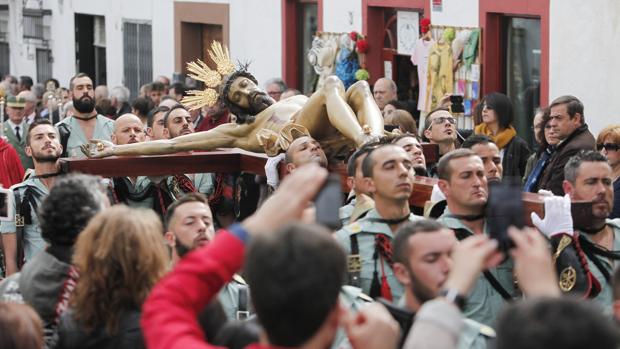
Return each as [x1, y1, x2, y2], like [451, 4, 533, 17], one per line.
[3, 121, 33, 170]
[335, 208, 424, 302]
[438, 208, 516, 327]
[0, 177, 48, 262]
[56, 115, 114, 158]
[580, 218, 620, 315]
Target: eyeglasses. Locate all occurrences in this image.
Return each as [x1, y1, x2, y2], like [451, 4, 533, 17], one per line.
[427, 116, 456, 130]
[597, 143, 620, 152]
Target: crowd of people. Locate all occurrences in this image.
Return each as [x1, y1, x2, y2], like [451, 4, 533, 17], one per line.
[0, 70, 619, 349]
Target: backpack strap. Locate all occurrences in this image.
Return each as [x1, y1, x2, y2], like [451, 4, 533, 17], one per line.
[57, 123, 71, 158]
[348, 234, 362, 288]
[12, 188, 24, 269]
[236, 283, 251, 320]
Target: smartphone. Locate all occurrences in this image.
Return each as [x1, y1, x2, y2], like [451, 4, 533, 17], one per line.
[314, 174, 343, 230]
[0, 187, 14, 222]
[450, 95, 465, 114]
[485, 182, 524, 252]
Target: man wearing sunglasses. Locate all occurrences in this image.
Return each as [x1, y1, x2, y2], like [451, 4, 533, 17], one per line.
[423, 107, 458, 177]
[535, 95, 595, 195]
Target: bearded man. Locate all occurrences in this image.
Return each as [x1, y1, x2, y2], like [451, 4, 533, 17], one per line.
[57, 73, 114, 158]
[0, 119, 64, 275]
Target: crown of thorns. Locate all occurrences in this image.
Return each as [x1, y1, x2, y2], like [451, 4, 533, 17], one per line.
[181, 41, 238, 110]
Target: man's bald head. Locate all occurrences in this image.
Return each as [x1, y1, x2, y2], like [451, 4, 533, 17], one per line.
[112, 113, 145, 145]
[159, 98, 180, 109]
[373, 78, 397, 110]
[284, 136, 328, 172]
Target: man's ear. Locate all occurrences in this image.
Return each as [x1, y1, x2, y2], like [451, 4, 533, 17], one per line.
[424, 128, 432, 141]
[162, 128, 170, 139]
[164, 231, 175, 247]
[25, 145, 32, 158]
[364, 177, 376, 195]
[438, 179, 450, 197]
[145, 127, 153, 137]
[346, 176, 355, 192]
[111, 133, 118, 145]
[613, 300, 620, 323]
[562, 180, 574, 196]
[285, 163, 296, 174]
[393, 263, 411, 286]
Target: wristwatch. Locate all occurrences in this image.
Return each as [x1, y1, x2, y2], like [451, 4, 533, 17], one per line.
[438, 288, 466, 310]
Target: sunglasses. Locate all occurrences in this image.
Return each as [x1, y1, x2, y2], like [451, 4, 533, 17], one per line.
[427, 116, 456, 130]
[597, 143, 620, 152]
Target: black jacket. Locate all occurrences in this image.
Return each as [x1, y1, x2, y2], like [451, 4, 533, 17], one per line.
[502, 135, 531, 180]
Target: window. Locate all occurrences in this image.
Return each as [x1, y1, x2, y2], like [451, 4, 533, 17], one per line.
[0, 43, 8, 77]
[123, 21, 152, 99]
[36, 49, 52, 83]
[298, 2, 318, 93]
[504, 17, 541, 145]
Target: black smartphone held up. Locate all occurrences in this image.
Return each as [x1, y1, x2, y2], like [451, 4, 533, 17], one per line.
[450, 95, 465, 114]
[485, 182, 524, 252]
[314, 174, 343, 231]
[0, 187, 14, 222]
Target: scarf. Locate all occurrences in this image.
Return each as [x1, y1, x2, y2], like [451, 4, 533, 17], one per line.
[474, 123, 517, 150]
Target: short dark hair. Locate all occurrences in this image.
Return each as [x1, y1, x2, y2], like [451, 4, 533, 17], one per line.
[170, 82, 186, 97]
[69, 72, 91, 90]
[147, 106, 171, 128]
[132, 97, 155, 118]
[461, 134, 495, 149]
[39, 174, 106, 246]
[26, 119, 56, 146]
[495, 297, 620, 349]
[163, 104, 188, 128]
[346, 143, 380, 176]
[437, 148, 477, 181]
[393, 219, 445, 264]
[19, 76, 33, 90]
[245, 223, 346, 347]
[483, 92, 513, 129]
[150, 81, 166, 93]
[45, 78, 60, 90]
[220, 69, 261, 124]
[164, 192, 209, 231]
[361, 144, 401, 178]
[550, 95, 585, 124]
[564, 150, 608, 184]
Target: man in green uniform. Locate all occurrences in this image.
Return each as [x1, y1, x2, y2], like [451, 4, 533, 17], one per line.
[393, 219, 496, 349]
[340, 145, 375, 226]
[436, 149, 516, 326]
[561, 150, 620, 312]
[164, 192, 249, 321]
[3, 96, 33, 169]
[56, 73, 114, 158]
[336, 144, 423, 301]
[0, 119, 63, 275]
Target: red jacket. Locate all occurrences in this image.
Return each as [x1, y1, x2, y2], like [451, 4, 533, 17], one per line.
[141, 229, 244, 349]
[0, 139, 25, 188]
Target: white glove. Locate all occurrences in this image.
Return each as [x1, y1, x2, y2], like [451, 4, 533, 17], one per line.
[537, 189, 554, 197]
[530, 194, 574, 237]
[265, 153, 286, 188]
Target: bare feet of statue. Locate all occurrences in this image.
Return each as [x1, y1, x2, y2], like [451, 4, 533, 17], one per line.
[81, 139, 115, 158]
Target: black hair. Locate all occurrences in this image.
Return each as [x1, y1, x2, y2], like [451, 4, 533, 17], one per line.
[393, 219, 445, 265]
[150, 81, 166, 92]
[170, 82, 187, 97]
[131, 97, 155, 118]
[146, 106, 171, 128]
[495, 297, 620, 349]
[164, 192, 209, 231]
[220, 69, 261, 124]
[19, 76, 33, 90]
[163, 104, 188, 128]
[45, 78, 60, 90]
[26, 119, 56, 146]
[346, 143, 381, 176]
[461, 134, 495, 149]
[245, 223, 345, 347]
[483, 92, 513, 129]
[39, 174, 106, 246]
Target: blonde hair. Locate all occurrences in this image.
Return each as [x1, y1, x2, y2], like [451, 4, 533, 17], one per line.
[385, 109, 417, 134]
[70, 205, 168, 334]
